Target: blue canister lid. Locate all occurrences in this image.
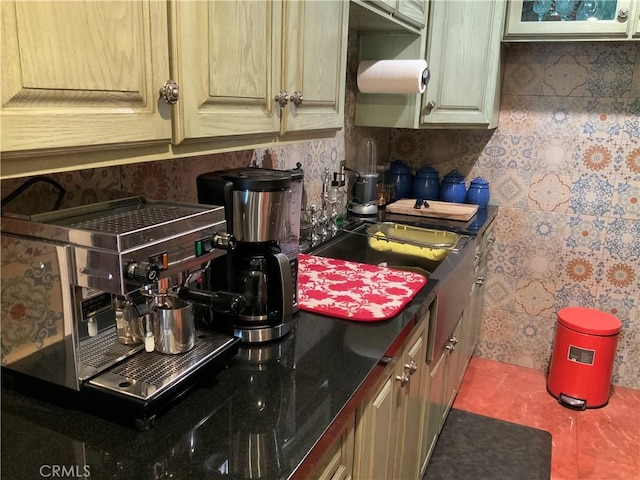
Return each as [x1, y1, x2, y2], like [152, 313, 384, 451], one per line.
[442, 170, 465, 184]
[470, 177, 490, 188]
[388, 160, 412, 174]
[415, 166, 439, 178]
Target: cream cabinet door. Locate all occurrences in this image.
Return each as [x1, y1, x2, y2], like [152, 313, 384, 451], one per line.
[354, 370, 398, 480]
[1, 0, 171, 153]
[173, 0, 282, 143]
[395, 0, 428, 27]
[420, 0, 505, 128]
[394, 329, 427, 480]
[281, 0, 348, 133]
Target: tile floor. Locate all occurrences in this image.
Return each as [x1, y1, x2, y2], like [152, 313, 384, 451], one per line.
[453, 357, 640, 480]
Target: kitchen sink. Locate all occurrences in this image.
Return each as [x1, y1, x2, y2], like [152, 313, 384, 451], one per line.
[309, 220, 477, 363]
[310, 221, 470, 276]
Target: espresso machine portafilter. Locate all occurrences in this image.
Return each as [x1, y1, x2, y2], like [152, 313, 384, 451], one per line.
[1, 196, 245, 429]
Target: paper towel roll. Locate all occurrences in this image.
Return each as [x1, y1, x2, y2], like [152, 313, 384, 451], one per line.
[357, 59, 428, 94]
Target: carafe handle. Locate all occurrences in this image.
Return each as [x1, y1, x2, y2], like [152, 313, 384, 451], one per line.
[178, 287, 246, 315]
[272, 252, 293, 323]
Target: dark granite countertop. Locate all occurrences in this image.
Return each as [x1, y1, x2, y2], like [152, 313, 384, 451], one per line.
[1, 281, 437, 480]
[1, 207, 497, 480]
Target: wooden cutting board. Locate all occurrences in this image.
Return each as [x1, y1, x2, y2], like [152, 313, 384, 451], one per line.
[386, 199, 478, 221]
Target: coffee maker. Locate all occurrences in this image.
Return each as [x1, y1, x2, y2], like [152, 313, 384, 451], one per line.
[197, 167, 303, 343]
[1, 197, 244, 429]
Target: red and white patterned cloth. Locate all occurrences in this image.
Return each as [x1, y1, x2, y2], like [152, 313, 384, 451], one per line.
[297, 253, 427, 321]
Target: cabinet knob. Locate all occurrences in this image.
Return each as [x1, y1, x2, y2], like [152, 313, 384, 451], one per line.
[395, 372, 410, 387]
[475, 275, 485, 285]
[274, 90, 289, 107]
[290, 90, 303, 107]
[617, 8, 629, 20]
[159, 80, 179, 104]
[405, 360, 418, 375]
[424, 100, 436, 114]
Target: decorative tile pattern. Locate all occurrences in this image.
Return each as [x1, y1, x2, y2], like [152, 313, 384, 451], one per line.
[517, 244, 560, 283]
[573, 137, 619, 177]
[498, 95, 540, 134]
[486, 241, 521, 278]
[595, 291, 637, 331]
[619, 139, 640, 179]
[612, 179, 640, 219]
[570, 174, 614, 216]
[528, 173, 572, 212]
[484, 274, 517, 311]
[580, 97, 627, 139]
[535, 97, 584, 137]
[604, 218, 640, 257]
[491, 170, 531, 208]
[587, 50, 635, 97]
[491, 134, 535, 171]
[542, 54, 589, 96]
[563, 214, 607, 253]
[622, 98, 640, 140]
[533, 135, 577, 173]
[514, 280, 556, 317]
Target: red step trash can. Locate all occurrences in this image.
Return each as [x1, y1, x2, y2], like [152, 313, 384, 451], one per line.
[547, 307, 621, 410]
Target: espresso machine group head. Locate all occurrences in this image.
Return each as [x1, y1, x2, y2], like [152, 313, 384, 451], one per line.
[197, 167, 304, 344]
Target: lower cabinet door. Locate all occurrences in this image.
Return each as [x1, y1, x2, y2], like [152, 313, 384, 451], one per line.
[422, 349, 446, 468]
[310, 413, 356, 480]
[354, 371, 398, 480]
[394, 329, 426, 480]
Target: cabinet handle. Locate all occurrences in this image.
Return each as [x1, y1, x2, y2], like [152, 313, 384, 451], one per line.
[395, 372, 410, 387]
[290, 90, 303, 107]
[424, 100, 436, 114]
[274, 90, 289, 107]
[617, 8, 629, 20]
[475, 275, 485, 285]
[405, 360, 418, 375]
[451, 336, 459, 345]
[445, 343, 456, 351]
[159, 80, 179, 104]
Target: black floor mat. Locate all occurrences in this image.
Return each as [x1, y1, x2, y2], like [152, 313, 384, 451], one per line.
[423, 408, 552, 480]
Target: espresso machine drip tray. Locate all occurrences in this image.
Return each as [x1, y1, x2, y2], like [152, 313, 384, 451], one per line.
[87, 333, 239, 402]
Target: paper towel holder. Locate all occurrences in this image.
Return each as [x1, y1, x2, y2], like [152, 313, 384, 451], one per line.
[357, 59, 430, 95]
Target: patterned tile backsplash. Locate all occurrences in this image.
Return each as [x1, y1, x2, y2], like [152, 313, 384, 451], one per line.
[388, 42, 639, 390]
[1, 39, 638, 390]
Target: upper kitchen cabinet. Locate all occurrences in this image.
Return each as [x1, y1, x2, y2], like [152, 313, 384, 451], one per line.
[355, 0, 505, 129]
[350, 0, 428, 33]
[172, 0, 348, 143]
[1, 0, 172, 153]
[504, 0, 640, 40]
[1, 0, 348, 179]
[420, 0, 505, 128]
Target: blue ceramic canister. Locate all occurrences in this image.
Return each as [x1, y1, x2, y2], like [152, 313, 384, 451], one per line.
[411, 165, 440, 200]
[385, 160, 414, 201]
[466, 177, 490, 207]
[439, 170, 467, 203]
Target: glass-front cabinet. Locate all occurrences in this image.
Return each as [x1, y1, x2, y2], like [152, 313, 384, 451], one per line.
[505, 0, 639, 40]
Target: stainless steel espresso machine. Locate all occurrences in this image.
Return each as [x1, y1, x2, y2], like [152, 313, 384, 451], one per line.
[196, 167, 303, 344]
[1, 197, 245, 429]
